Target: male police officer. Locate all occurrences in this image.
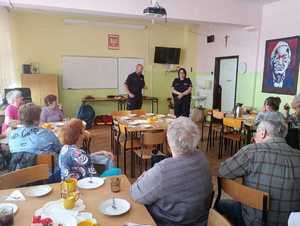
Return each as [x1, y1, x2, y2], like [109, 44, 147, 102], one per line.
[124, 64, 145, 110]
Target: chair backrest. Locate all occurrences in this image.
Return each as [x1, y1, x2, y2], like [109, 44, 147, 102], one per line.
[212, 110, 225, 120]
[215, 177, 269, 225]
[36, 154, 54, 173]
[0, 164, 49, 189]
[111, 111, 131, 117]
[142, 130, 166, 146]
[223, 117, 243, 130]
[131, 109, 146, 116]
[208, 209, 232, 226]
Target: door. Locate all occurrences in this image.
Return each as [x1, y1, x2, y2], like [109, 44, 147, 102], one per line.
[213, 56, 238, 112]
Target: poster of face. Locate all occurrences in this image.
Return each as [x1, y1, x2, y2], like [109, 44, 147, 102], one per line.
[108, 34, 120, 50]
[262, 36, 300, 95]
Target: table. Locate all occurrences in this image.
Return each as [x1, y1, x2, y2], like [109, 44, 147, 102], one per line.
[0, 175, 156, 226]
[115, 115, 174, 176]
[82, 96, 159, 113]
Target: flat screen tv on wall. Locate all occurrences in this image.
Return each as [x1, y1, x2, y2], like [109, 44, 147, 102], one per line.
[154, 47, 181, 64]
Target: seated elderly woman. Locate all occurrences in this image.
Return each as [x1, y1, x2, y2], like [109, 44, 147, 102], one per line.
[58, 118, 118, 180]
[131, 117, 212, 226]
[254, 96, 285, 126]
[287, 93, 300, 127]
[1, 90, 23, 135]
[40, 94, 64, 123]
[8, 103, 62, 171]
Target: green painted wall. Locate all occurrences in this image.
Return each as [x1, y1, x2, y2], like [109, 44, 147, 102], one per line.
[10, 11, 198, 117]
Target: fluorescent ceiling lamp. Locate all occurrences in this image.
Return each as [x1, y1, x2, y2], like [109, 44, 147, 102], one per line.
[64, 19, 146, 30]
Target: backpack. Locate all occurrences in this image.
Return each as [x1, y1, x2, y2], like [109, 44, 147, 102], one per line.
[76, 103, 95, 129]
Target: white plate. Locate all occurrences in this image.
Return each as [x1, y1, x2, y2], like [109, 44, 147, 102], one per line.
[156, 114, 165, 118]
[100, 198, 131, 216]
[23, 185, 52, 197]
[51, 122, 65, 127]
[120, 116, 130, 120]
[129, 114, 137, 117]
[0, 203, 18, 214]
[145, 113, 155, 116]
[41, 211, 77, 226]
[140, 124, 152, 128]
[77, 177, 104, 190]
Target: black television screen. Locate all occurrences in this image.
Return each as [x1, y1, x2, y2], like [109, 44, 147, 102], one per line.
[154, 47, 181, 64]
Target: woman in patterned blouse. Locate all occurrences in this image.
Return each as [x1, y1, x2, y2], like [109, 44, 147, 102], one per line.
[58, 118, 114, 180]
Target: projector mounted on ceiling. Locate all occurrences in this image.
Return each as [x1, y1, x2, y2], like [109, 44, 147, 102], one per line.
[143, 0, 167, 22]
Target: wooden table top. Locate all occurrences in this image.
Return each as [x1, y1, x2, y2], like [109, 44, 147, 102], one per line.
[0, 175, 156, 226]
[116, 115, 174, 132]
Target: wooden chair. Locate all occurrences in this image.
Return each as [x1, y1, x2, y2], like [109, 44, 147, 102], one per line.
[214, 177, 269, 226]
[0, 164, 49, 189]
[219, 117, 246, 158]
[36, 154, 54, 174]
[111, 111, 131, 165]
[206, 110, 225, 152]
[208, 209, 232, 226]
[131, 109, 146, 116]
[134, 130, 166, 175]
[118, 124, 141, 176]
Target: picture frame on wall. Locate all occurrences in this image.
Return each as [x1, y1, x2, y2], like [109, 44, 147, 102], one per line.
[262, 36, 300, 95]
[108, 34, 120, 50]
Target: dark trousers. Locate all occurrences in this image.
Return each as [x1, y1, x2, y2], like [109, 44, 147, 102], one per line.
[174, 99, 191, 118]
[216, 199, 246, 226]
[127, 97, 143, 110]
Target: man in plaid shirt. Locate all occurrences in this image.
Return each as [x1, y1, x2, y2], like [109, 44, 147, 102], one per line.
[218, 119, 300, 226]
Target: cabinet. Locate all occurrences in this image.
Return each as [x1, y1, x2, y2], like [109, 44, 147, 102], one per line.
[21, 74, 59, 106]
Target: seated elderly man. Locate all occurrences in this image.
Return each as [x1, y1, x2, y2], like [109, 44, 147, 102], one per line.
[217, 119, 300, 226]
[8, 103, 62, 171]
[131, 117, 212, 226]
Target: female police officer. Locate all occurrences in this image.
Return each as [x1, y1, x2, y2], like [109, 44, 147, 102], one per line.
[171, 68, 192, 117]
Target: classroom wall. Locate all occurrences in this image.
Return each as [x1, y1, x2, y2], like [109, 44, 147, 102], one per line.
[196, 23, 260, 107]
[254, 0, 300, 109]
[9, 11, 198, 116]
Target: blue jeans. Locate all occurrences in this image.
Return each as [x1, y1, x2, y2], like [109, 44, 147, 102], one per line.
[216, 199, 246, 226]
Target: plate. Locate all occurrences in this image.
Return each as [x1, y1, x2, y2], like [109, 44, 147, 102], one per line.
[24, 185, 52, 197]
[41, 211, 77, 226]
[100, 198, 131, 216]
[156, 114, 165, 118]
[77, 177, 104, 190]
[0, 203, 18, 214]
[51, 122, 65, 127]
[141, 124, 152, 128]
[129, 114, 137, 117]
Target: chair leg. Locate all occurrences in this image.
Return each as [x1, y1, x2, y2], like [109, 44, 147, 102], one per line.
[218, 136, 223, 159]
[123, 150, 127, 175]
[145, 159, 148, 171]
[131, 151, 135, 178]
[206, 128, 211, 152]
[230, 140, 234, 156]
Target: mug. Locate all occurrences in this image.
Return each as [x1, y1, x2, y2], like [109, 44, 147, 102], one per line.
[63, 195, 76, 209]
[110, 177, 120, 193]
[60, 178, 77, 197]
[77, 220, 94, 226]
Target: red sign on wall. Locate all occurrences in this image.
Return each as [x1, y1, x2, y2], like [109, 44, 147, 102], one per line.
[108, 34, 120, 50]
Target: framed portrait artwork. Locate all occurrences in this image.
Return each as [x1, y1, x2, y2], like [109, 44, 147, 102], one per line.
[262, 36, 300, 95]
[108, 34, 120, 50]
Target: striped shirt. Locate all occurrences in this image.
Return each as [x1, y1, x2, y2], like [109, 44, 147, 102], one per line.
[131, 151, 212, 226]
[219, 137, 300, 226]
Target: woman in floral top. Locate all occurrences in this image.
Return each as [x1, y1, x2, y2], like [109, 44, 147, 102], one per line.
[58, 118, 114, 180]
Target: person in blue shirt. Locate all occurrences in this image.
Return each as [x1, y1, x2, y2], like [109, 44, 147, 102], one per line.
[8, 103, 62, 171]
[58, 118, 118, 180]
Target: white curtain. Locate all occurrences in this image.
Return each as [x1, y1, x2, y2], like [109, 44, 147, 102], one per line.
[0, 7, 17, 99]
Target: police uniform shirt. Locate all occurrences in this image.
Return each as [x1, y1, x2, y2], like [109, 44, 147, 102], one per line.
[172, 78, 192, 101]
[125, 72, 145, 98]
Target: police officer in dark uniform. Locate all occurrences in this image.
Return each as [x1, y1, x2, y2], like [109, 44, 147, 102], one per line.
[124, 64, 145, 110]
[171, 68, 192, 117]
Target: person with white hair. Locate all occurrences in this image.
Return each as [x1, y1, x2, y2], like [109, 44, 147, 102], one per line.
[217, 119, 300, 226]
[1, 90, 23, 135]
[131, 117, 212, 226]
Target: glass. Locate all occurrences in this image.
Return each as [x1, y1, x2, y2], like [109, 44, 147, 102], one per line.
[110, 177, 120, 193]
[0, 206, 14, 226]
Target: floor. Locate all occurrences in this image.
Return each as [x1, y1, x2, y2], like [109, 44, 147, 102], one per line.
[87, 124, 234, 181]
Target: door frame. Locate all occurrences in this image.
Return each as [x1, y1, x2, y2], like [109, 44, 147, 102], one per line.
[213, 55, 239, 110]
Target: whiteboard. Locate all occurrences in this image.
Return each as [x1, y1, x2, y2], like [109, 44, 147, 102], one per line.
[118, 58, 144, 94]
[62, 56, 118, 89]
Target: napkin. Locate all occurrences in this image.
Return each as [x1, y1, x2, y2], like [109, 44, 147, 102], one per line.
[6, 190, 26, 201]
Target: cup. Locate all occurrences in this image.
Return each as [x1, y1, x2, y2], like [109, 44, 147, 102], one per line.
[60, 178, 77, 197]
[63, 195, 76, 209]
[0, 206, 14, 226]
[77, 220, 94, 226]
[111, 177, 120, 193]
